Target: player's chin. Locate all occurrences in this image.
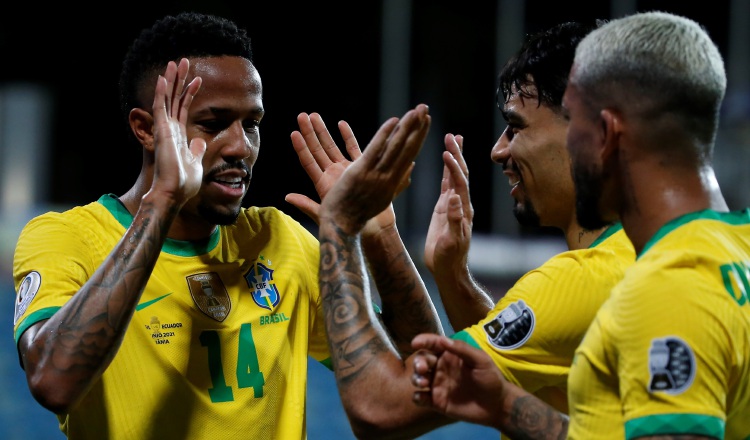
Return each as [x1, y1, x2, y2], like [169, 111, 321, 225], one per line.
[198, 200, 243, 226]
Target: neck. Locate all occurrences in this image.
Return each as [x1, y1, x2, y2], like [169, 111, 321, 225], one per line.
[563, 222, 610, 251]
[619, 162, 727, 254]
[119, 179, 217, 242]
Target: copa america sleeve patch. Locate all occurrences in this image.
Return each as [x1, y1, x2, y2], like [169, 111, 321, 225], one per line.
[483, 299, 535, 350]
[14, 271, 41, 326]
[648, 336, 696, 394]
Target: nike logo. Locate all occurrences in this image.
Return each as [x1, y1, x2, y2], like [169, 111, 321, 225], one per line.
[136, 293, 172, 311]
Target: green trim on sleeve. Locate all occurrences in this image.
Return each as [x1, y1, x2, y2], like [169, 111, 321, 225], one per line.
[14, 307, 60, 342]
[450, 330, 481, 349]
[625, 413, 724, 439]
[318, 357, 333, 371]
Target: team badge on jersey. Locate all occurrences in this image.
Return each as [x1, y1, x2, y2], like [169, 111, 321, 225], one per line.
[14, 271, 41, 325]
[483, 299, 535, 350]
[246, 262, 280, 311]
[187, 272, 231, 322]
[648, 336, 695, 394]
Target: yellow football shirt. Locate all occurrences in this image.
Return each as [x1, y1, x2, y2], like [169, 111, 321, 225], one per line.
[568, 209, 750, 439]
[13, 194, 331, 440]
[454, 223, 635, 414]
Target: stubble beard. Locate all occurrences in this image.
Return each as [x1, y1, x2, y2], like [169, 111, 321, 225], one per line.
[573, 164, 608, 230]
[513, 198, 542, 228]
[197, 201, 242, 226]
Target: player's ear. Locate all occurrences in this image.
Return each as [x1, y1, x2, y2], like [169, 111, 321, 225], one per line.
[600, 108, 622, 162]
[129, 108, 155, 152]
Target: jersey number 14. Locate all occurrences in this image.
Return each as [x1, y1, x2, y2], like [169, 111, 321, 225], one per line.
[200, 323, 265, 402]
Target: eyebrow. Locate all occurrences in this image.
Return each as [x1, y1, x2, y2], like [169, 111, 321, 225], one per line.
[193, 106, 265, 118]
[501, 108, 524, 124]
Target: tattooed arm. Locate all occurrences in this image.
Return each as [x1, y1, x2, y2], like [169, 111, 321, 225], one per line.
[411, 333, 569, 439]
[318, 104, 457, 439]
[17, 59, 205, 414]
[287, 111, 443, 355]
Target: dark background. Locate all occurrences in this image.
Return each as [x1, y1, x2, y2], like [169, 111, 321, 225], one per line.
[0, 0, 734, 235]
[0, 2, 744, 439]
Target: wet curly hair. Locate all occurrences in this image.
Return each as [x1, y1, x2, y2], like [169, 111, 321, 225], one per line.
[497, 20, 605, 111]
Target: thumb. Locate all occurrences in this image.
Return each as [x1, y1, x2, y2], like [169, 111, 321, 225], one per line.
[285, 193, 321, 225]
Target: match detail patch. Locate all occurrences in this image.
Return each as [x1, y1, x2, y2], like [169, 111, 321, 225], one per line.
[648, 336, 695, 394]
[14, 271, 41, 325]
[483, 300, 535, 350]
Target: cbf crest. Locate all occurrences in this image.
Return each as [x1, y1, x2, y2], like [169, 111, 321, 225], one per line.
[245, 261, 280, 311]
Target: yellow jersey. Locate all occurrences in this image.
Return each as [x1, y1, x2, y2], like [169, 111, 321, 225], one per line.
[454, 224, 635, 414]
[568, 209, 750, 439]
[13, 194, 331, 440]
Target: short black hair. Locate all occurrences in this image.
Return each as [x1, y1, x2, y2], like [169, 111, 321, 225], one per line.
[118, 11, 253, 122]
[497, 20, 605, 111]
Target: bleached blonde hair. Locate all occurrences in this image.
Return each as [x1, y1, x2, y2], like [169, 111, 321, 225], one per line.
[570, 11, 726, 157]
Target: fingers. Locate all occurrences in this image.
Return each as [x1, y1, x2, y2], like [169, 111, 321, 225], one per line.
[152, 58, 201, 124]
[338, 120, 362, 160]
[411, 332, 452, 353]
[443, 147, 472, 220]
[411, 348, 438, 403]
[412, 348, 439, 376]
[395, 162, 415, 196]
[454, 134, 464, 152]
[446, 192, 465, 232]
[179, 78, 202, 125]
[294, 112, 333, 170]
[290, 129, 323, 182]
[441, 134, 454, 180]
[162, 60, 178, 115]
[439, 338, 488, 368]
[412, 390, 434, 407]
[188, 137, 207, 161]
[152, 61, 175, 116]
[172, 58, 189, 114]
[445, 134, 469, 179]
[284, 193, 321, 225]
[411, 333, 483, 368]
[373, 104, 430, 177]
[309, 113, 343, 163]
[295, 112, 341, 171]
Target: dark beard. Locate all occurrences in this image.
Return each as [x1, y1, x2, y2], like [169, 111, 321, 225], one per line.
[573, 164, 608, 230]
[513, 198, 541, 228]
[197, 202, 242, 226]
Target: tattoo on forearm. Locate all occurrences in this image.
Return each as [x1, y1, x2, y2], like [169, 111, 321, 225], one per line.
[505, 395, 568, 440]
[39, 199, 172, 379]
[320, 220, 391, 384]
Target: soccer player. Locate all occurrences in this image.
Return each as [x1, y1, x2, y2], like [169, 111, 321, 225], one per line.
[412, 11, 750, 440]
[11, 12, 438, 439]
[311, 21, 635, 439]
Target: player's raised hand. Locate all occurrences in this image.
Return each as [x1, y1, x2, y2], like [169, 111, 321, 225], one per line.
[149, 58, 206, 206]
[287, 112, 412, 235]
[319, 104, 430, 235]
[424, 134, 473, 274]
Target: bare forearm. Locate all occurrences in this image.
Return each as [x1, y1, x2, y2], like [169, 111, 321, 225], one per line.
[320, 219, 451, 438]
[363, 225, 444, 353]
[21, 194, 177, 413]
[497, 383, 569, 440]
[433, 268, 494, 330]
[319, 219, 396, 381]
